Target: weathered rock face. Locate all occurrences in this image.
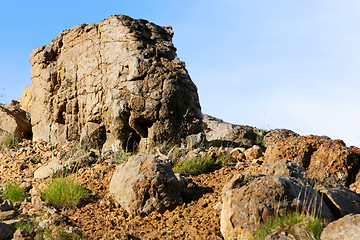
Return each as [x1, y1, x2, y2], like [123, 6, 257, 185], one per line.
[203, 114, 265, 147]
[0, 102, 32, 139]
[220, 174, 334, 240]
[109, 153, 183, 216]
[320, 213, 360, 240]
[25, 14, 203, 151]
[264, 135, 360, 187]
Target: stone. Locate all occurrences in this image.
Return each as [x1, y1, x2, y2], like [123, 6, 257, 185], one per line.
[0, 103, 31, 139]
[0, 200, 13, 211]
[319, 186, 360, 219]
[260, 159, 312, 185]
[0, 222, 14, 240]
[220, 174, 334, 240]
[109, 153, 183, 216]
[263, 129, 299, 148]
[264, 135, 360, 187]
[203, 114, 265, 147]
[13, 227, 33, 240]
[24, 14, 203, 152]
[320, 213, 360, 240]
[244, 145, 263, 160]
[0, 210, 17, 221]
[34, 160, 64, 179]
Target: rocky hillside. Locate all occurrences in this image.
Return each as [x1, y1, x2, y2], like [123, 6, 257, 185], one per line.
[0, 14, 360, 240]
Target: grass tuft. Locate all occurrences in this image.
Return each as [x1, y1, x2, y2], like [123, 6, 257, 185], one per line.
[0, 132, 20, 150]
[3, 182, 25, 202]
[252, 211, 326, 240]
[173, 154, 232, 175]
[42, 177, 88, 207]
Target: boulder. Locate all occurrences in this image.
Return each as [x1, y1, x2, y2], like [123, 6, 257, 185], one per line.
[202, 114, 265, 147]
[34, 160, 64, 179]
[319, 186, 360, 219]
[263, 129, 299, 148]
[220, 174, 334, 240]
[264, 135, 360, 187]
[0, 222, 14, 240]
[0, 103, 31, 139]
[320, 213, 360, 240]
[25, 14, 203, 151]
[109, 153, 183, 216]
[259, 159, 312, 185]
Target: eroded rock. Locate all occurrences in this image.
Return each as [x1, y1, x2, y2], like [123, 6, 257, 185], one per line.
[0, 103, 31, 139]
[24, 14, 203, 151]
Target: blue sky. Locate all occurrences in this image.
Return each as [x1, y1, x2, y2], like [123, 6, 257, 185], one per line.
[1, 0, 360, 147]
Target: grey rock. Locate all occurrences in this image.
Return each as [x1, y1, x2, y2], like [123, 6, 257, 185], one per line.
[0, 222, 14, 240]
[110, 153, 183, 216]
[0, 200, 13, 211]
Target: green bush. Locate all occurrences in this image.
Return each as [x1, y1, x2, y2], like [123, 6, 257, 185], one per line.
[42, 177, 88, 207]
[3, 182, 25, 202]
[252, 211, 327, 240]
[0, 132, 19, 150]
[173, 154, 232, 175]
[15, 221, 35, 235]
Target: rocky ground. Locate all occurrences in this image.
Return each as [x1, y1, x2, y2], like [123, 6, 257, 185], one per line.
[0, 139, 260, 239]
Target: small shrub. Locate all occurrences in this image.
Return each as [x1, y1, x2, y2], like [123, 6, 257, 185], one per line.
[174, 154, 232, 175]
[252, 211, 327, 240]
[0, 132, 19, 150]
[15, 220, 35, 235]
[111, 151, 128, 163]
[42, 177, 88, 207]
[3, 182, 25, 202]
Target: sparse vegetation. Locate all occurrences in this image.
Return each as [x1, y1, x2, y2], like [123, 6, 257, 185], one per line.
[2, 182, 25, 202]
[173, 154, 233, 175]
[42, 177, 88, 207]
[15, 220, 35, 236]
[0, 132, 20, 150]
[252, 211, 327, 240]
[111, 150, 128, 164]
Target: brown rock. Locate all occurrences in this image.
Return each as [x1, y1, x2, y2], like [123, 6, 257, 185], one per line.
[25, 14, 203, 151]
[264, 135, 360, 186]
[220, 174, 334, 240]
[263, 129, 299, 148]
[320, 213, 360, 240]
[244, 145, 263, 160]
[0, 103, 31, 139]
[109, 153, 183, 216]
[13, 227, 33, 240]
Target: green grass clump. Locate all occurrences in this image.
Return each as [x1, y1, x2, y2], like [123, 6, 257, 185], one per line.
[15, 221, 35, 235]
[174, 154, 232, 175]
[111, 151, 128, 164]
[3, 182, 25, 202]
[0, 132, 19, 150]
[42, 177, 88, 207]
[252, 211, 326, 240]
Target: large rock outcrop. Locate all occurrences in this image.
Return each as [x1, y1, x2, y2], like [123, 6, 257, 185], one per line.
[24, 15, 203, 151]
